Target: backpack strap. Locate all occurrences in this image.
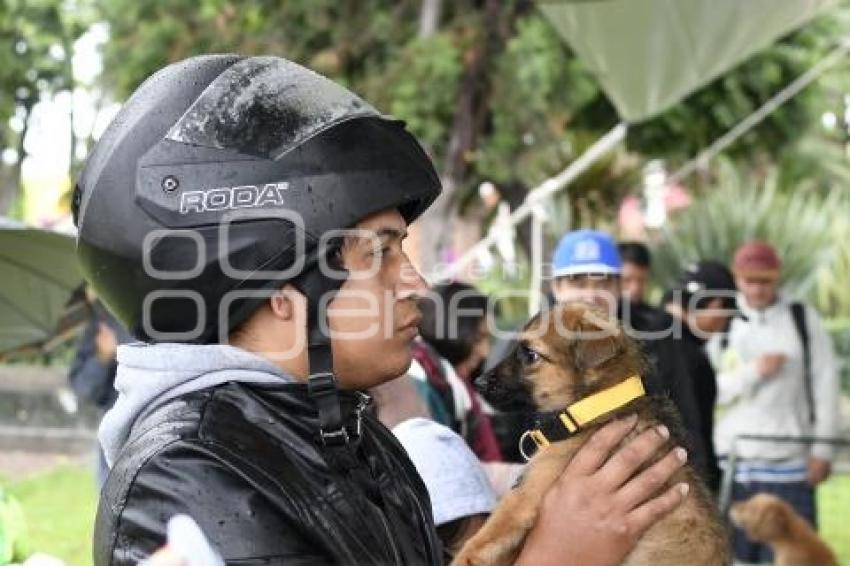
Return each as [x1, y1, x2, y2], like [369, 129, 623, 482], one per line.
[790, 302, 815, 425]
[719, 326, 730, 351]
[718, 309, 742, 352]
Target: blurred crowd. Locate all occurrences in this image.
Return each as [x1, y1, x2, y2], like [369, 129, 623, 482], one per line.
[4, 52, 841, 565]
[64, 228, 836, 565]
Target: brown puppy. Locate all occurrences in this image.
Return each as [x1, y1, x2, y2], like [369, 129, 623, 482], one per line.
[731, 493, 837, 566]
[453, 302, 729, 565]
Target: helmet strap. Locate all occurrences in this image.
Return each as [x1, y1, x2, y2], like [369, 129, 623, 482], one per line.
[293, 258, 360, 470]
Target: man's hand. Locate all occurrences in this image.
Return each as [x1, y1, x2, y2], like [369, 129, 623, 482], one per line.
[516, 415, 689, 566]
[95, 322, 118, 364]
[807, 456, 831, 486]
[755, 353, 786, 379]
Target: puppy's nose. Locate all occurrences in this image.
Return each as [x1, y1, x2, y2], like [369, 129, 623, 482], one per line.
[474, 372, 491, 393]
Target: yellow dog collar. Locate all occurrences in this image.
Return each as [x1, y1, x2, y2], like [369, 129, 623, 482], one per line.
[520, 375, 645, 460]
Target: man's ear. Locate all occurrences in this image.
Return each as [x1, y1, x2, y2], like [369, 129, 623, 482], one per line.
[269, 285, 301, 322]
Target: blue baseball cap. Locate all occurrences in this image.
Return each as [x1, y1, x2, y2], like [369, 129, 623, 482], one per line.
[552, 229, 622, 278]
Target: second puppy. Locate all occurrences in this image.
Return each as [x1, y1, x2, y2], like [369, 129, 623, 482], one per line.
[731, 493, 837, 566]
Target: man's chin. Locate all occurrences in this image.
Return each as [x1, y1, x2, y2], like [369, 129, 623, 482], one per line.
[336, 353, 414, 390]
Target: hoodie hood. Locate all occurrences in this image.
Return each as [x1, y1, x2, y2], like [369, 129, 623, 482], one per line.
[99, 343, 293, 466]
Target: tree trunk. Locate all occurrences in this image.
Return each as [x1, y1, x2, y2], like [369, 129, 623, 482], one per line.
[418, 0, 441, 38]
[412, 0, 506, 280]
[0, 102, 33, 218]
[496, 180, 533, 261]
[63, 50, 78, 177]
[406, 0, 442, 274]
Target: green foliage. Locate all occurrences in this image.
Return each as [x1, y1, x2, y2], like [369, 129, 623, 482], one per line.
[379, 34, 462, 156]
[476, 14, 595, 185]
[574, 10, 847, 163]
[97, 0, 424, 100]
[0, 0, 93, 214]
[817, 473, 850, 563]
[651, 159, 846, 302]
[92, 1, 848, 220]
[0, 0, 70, 126]
[825, 319, 850, 397]
[814, 216, 850, 320]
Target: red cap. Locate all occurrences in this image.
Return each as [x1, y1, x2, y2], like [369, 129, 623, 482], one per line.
[732, 241, 781, 279]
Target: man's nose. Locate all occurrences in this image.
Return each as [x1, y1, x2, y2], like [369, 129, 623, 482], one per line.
[397, 257, 428, 300]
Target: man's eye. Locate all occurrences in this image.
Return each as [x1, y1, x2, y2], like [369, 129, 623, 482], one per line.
[368, 245, 389, 258]
[518, 345, 541, 365]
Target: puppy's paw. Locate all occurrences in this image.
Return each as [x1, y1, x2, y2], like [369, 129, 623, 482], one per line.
[453, 536, 524, 566]
[451, 548, 483, 566]
[452, 547, 496, 566]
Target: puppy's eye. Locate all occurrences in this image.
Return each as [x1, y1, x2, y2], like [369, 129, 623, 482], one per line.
[518, 345, 541, 366]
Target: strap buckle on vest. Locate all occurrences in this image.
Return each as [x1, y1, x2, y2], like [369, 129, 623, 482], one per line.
[309, 372, 352, 447]
[319, 426, 350, 447]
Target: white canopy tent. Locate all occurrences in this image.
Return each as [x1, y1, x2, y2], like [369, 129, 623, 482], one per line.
[539, 0, 837, 122]
[432, 0, 844, 314]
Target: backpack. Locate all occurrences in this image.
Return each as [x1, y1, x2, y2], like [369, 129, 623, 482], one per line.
[720, 302, 815, 424]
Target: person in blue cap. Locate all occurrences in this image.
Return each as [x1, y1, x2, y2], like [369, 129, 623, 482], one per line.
[548, 229, 710, 484]
[551, 229, 624, 310]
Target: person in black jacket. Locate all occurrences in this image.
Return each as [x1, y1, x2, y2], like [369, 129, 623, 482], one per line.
[618, 241, 652, 306]
[68, 287, 133, 486]
[74, 55, 691, 565]
[662, 261, 737, 493]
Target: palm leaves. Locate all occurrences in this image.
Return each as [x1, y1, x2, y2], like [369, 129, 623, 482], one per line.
[651, 159, 848, 315]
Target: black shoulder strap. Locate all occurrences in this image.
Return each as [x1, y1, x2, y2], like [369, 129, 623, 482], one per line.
[718, 310, 739, 351]
[719, 328, 730, 351]
[790, 302, 815, 425]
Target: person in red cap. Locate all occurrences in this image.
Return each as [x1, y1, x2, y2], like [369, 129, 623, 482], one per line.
[709, 241, 840, 564]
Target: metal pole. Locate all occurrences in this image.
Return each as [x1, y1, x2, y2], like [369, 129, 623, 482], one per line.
[429, 122, 628, 283]
[718, 437, 739, 515]
[529, 203, 547, 316]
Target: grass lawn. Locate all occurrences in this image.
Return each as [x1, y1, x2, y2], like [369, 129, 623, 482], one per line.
[2, 462, 849, 565]
[819, 474, 850, 565]
[5, 464, 97, 566]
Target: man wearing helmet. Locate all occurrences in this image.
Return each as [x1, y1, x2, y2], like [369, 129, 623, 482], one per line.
[76, 55, 689, 565]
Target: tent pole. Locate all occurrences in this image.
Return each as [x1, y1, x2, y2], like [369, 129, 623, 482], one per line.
[430, 122, 628, 283]
[529, 203, 547, 316]
[669, 38, 850, 184]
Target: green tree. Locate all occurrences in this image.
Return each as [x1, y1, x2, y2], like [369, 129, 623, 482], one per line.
[0, 0, 91, 216]
[93, 0, 846, 267]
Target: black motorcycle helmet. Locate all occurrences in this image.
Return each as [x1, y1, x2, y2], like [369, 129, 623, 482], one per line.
[74, 55, 441, 451]
[73, 54, 440, 344]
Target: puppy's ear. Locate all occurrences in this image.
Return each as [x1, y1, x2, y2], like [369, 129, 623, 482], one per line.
[751, 503, 788, 541]
[763, 505, 789, 537]
[573, 313, 623, 373]
[575, 335, 621, 372]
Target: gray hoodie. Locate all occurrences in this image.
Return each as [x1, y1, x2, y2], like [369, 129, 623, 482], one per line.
[99, 343, 293, 466]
